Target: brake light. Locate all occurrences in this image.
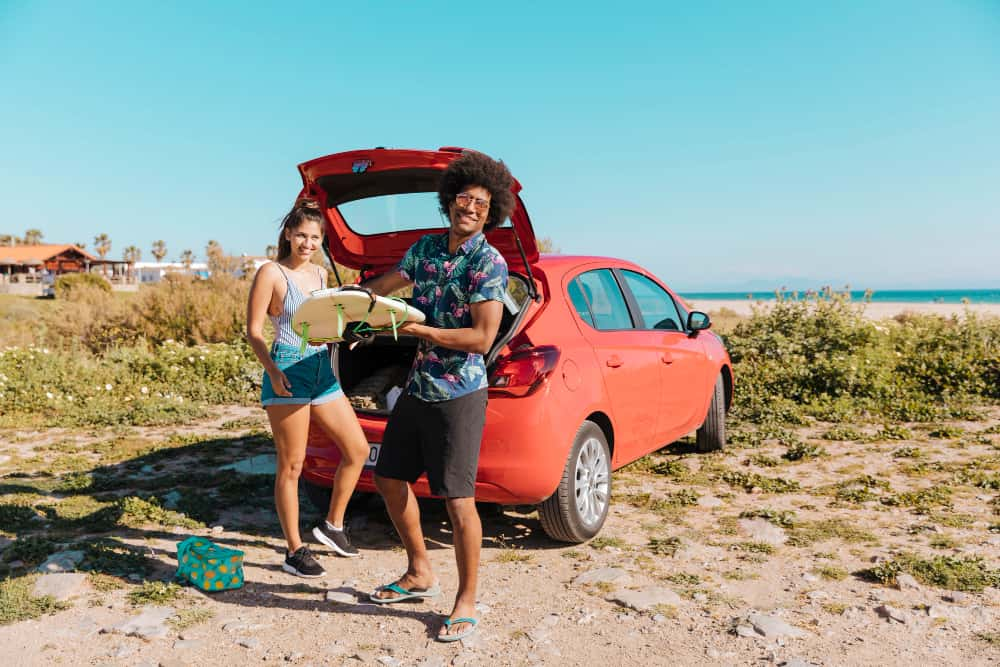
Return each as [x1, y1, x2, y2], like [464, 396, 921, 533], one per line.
[489, 346, 561, 397]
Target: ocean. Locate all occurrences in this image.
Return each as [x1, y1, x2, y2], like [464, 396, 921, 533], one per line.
[678, 289, 1000, 304]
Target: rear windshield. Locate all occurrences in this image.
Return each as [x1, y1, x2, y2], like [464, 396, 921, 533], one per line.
[318, 169, 512, 237]
[337, 192, 448, 236]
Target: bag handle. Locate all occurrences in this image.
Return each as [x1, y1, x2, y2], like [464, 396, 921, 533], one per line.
[175, 536, 200, 562]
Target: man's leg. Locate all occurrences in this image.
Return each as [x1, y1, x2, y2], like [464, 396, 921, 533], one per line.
[440, 496, 481, 638]
[372, 475, 437, 597]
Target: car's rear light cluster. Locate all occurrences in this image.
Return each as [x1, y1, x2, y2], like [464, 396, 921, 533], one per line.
[489, 345, 561, 397]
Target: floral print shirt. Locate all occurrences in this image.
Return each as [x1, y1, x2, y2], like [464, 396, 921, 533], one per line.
[398, 232, 508, 402]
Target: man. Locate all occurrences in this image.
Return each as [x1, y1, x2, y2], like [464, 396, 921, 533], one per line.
[360, 150, 514, 642]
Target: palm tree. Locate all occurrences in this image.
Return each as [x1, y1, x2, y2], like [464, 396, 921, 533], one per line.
[180, 249, 194, 271]
[123, 246, 141, 282]
[239, 255, 257, 280]
[93, 234, 111, 259]
[0, 235, 13, 247]
[75, 242, 86, 250]
[151, 240, 167, 263]
[23, 229, 43, 245]
[206, 240, 234, 275]
[94, 233, 111, 276]
[266, 245, 277, 261]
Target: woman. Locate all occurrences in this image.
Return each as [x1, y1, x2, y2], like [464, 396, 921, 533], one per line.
[246, 199, 370, 577]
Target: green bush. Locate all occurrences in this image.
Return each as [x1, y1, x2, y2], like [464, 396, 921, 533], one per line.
[53, 272, 111, 299]
[725, 295, 1000, 424]
[42, 274, 251, 352]
[862, 553, 1000, 592]
[0, 575, 69, 625]
[0, 340, 259, 427]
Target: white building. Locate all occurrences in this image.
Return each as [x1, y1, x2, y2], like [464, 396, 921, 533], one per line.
[135, 261, 210, 283]
[235, 255, 271, 279]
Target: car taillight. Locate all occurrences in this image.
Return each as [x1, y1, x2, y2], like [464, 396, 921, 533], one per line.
[489, 346, 560, 397]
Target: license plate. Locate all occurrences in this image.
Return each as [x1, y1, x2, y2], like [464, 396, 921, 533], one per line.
[365, 443, 381, 468]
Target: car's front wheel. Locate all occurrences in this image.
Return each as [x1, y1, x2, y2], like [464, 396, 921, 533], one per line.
[696, 373, 727, 452]
[538, 421, 611, 543]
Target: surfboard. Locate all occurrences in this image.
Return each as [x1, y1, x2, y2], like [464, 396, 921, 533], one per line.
[291, 286, 425, 343]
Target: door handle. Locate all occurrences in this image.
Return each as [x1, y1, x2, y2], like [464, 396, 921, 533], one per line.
[660, 352, 674, 364]
[606, 355, 623, 368]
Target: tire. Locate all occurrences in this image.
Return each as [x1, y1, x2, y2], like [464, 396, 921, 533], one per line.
[696, 374, 727, 452]
[538, 421, 612, 543]
[302, 480, 376, 517]
[302, 479, 333, 516]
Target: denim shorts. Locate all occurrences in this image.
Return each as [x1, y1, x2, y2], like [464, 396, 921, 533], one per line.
[261, 343, 343, 407]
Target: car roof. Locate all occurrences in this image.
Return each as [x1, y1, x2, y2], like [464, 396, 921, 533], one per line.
[534, 254, 647, 273]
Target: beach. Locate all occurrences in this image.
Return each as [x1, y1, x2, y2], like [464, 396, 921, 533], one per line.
[686, 299, 1000, 320]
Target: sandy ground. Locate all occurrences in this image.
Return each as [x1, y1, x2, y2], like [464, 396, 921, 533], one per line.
[1, 406, 999, 666]
[687, 299, 1000, 320]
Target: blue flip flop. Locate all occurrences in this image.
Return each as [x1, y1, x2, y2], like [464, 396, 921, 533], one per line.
[436, 616, 478, 643]
[369, 581, 441, 604]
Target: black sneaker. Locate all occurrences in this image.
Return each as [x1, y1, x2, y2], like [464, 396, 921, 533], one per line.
[312, 523, 360, 558]
[283, 545, 326, 578]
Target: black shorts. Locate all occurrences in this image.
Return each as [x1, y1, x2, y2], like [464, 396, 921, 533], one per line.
[375, 389, 488, 498]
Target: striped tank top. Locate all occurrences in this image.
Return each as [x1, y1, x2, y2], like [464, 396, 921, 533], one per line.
[270, 264, 325, 351]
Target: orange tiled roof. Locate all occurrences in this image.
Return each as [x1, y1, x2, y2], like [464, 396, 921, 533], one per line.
[0, 244, 97, 263]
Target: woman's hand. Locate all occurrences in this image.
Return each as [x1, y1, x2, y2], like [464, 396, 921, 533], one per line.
[267, 368, 293, 397]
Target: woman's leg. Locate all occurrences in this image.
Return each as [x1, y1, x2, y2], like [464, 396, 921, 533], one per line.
[309, 394, 370, 527]
[266, 403, 312, 552]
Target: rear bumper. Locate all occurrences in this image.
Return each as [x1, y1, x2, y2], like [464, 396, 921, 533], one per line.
[303, 385, 571, 505]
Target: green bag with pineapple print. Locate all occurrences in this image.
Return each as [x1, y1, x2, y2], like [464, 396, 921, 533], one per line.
[175, 536, 244, 592]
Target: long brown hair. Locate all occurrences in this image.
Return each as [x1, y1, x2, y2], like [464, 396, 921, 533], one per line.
[276, 199, 324, 261]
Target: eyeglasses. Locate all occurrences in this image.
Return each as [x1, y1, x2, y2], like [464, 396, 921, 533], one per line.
[454, 192, 490, 212]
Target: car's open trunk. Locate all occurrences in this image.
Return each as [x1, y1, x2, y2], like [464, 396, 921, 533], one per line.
[334, 275, 534, 415]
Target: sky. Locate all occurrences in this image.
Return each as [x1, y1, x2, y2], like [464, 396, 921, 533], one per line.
[1, 1, 998, 291]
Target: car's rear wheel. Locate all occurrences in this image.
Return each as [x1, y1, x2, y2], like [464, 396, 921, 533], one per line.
[302, 479, 376, 518]
[538, 421, 611, 543]
[302, 479, 333, 516]
[696, 374, 727, 452]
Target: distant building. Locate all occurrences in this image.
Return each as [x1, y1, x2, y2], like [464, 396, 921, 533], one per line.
[0, 244, 134, 295]
[0, 243, 95, 274]
[134, 261, 211, 283]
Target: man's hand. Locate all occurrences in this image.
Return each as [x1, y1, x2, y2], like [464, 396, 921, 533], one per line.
[342, 322, 376, 349]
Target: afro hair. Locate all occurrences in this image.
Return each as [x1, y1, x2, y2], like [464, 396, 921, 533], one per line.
[437, 150, 516, 232]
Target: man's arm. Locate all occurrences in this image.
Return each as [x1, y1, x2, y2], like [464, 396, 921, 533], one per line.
[401, 300, 503, 356]
[361, 270, 411, 297]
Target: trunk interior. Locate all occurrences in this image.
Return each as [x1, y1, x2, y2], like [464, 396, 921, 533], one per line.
[334, 274, 533, 415]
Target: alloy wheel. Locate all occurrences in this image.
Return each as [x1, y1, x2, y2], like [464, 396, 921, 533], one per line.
[574, 435, 610, 527]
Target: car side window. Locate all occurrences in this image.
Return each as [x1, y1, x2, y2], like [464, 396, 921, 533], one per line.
[575, 269, 634, 330]
[621, 270, 684, 331]
[567, 279, 595, 327]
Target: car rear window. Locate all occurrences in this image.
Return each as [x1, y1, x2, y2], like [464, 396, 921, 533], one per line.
[332, 189, 516, 237]
[567, 280, 595, 327]
[573, 270, 634, 330]
[336, 192, 446, 236]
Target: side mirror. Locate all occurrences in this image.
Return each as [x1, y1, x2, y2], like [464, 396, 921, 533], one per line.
[687, 311, 711, 335]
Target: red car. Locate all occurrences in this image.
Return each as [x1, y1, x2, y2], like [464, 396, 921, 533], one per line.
[297, 147, 733, 543]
